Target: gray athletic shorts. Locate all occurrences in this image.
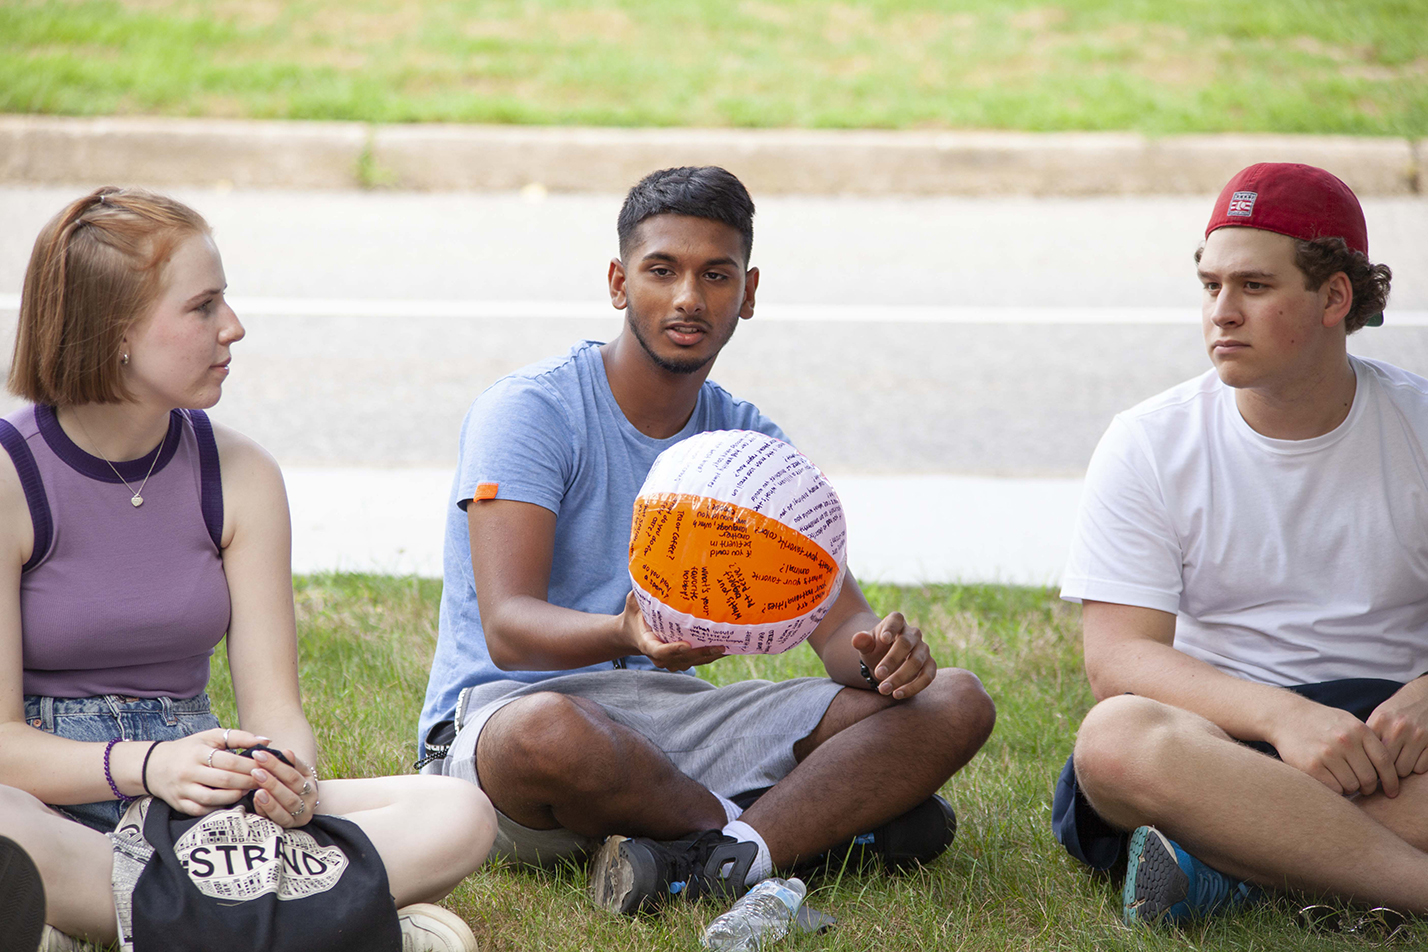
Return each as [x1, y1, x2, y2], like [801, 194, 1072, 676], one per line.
[427, 669, 845, 867]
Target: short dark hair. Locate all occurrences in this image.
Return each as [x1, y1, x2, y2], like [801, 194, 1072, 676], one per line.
[617, 167, 755, 264]
[1193, 236, 1392, 335]
[1292, 237, 1391, 334]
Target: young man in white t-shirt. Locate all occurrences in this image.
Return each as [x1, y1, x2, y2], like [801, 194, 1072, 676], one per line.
[1053, 162, 1428, 925]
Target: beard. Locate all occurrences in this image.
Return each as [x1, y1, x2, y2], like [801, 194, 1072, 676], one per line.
[625, 307, 727, 376]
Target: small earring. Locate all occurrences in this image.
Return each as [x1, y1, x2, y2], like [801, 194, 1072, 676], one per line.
[121, 353, 129, 366]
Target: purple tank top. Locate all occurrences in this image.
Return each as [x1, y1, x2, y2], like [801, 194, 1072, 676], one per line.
[1, 405, 231, 698]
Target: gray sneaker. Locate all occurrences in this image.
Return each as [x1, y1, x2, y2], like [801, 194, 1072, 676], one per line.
[397, 904, 477, 952]
[35, 926, 81, 952]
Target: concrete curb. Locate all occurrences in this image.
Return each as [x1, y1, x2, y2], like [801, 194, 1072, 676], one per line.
[0, 115, 1421, 196]
[0, 116, 368, 190]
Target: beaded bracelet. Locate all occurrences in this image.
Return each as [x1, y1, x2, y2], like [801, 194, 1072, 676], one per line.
[102, 738, 133, 802]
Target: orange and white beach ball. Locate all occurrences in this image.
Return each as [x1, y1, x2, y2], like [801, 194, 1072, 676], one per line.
[628, 430, 847, 654]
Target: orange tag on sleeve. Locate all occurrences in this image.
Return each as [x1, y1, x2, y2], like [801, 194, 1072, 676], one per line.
[473, 482, 499, 501]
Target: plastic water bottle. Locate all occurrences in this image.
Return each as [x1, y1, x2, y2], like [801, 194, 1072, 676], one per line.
[700, 877, 807, 951]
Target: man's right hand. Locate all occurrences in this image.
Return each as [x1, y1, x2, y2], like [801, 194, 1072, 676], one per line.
[1269, 700, 1401, 799]
[1366, 677, 1428, 779]
[618, 591, 726, 672]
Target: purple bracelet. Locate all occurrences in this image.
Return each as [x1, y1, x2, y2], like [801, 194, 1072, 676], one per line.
[102, 738, 133, 802]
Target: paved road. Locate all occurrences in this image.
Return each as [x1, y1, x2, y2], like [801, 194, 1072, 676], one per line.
[4, 185, 1425, 581]
[2, 186, 1426, 477]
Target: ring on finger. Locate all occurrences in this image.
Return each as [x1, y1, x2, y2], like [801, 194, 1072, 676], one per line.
[300, 779, 312, 796]
[291, 799, 306, 817]
[222, 728, 232, 747]
[207, 748, 218, 768]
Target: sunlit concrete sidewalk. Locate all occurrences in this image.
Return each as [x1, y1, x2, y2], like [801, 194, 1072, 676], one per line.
[1, 114, 1423, 196]
[285, 468, 1082, 586]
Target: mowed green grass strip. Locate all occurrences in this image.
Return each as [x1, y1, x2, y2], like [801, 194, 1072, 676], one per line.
[202, 573, 1428, 951]
[1, 0, 1425, 135]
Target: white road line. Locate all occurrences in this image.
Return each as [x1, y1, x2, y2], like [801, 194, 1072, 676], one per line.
[3, 293, 1425, 326]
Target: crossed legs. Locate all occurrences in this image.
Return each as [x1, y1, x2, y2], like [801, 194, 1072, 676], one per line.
[476, 669, 995, 868]
[0, 775, 494, 944]
[1074, 694, 1428, 912]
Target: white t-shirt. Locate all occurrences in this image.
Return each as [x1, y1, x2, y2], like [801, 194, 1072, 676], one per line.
[1062, 355, 1428, 687]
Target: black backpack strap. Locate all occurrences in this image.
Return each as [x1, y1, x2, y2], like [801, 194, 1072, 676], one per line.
[185, 410, 223, 551]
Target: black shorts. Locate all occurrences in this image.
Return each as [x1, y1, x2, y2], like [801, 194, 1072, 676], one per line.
[1051, 678, 1408, 871]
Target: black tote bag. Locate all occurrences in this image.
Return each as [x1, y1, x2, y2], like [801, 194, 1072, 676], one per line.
[109, 752, 400, 952]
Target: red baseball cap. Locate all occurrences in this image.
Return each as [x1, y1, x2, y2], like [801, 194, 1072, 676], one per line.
[1206, 163, 1380, 326]
[1205, 162, 1368, 255]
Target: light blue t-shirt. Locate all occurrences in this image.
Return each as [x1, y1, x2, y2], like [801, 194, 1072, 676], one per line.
[419, 341, 786, 746]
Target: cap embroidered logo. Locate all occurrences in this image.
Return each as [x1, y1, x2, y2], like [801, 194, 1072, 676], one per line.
[1227, 191, 1257, 217]
[1204, 164, 1368, 255]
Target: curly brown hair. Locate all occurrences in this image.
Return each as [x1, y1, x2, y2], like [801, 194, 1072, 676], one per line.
[1292, 236, 1392, 334]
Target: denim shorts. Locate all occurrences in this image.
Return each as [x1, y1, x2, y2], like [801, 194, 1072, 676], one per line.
[24, 693, 221, 833]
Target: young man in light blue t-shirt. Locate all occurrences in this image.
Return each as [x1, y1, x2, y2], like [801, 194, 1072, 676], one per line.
[419, 166, 996, 916]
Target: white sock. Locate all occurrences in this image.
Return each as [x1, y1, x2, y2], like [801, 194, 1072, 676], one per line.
[722, 819, 773, 887]
[715, 793, 744, 825]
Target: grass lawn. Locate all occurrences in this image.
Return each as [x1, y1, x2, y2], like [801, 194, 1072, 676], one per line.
[203, 573, 1428, 951]
[1, 0, 1425, 136]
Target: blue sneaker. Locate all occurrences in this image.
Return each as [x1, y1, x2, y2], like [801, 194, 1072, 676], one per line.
[1123, 826, 1261, 925]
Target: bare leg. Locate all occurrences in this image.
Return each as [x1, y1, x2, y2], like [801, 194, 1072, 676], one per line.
[1075, 695, 1428, 912]
[0, 785, 116, 943]
[317, 775, 495, 906]
[477, 693, 728, 839]
[1359, 774, 1428, 850]
[744, 669, 994, 866]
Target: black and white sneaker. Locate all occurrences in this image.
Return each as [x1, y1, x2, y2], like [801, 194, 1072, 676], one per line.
[812, 794, 958, 874]
[0, 835, 46, 952]
[588, 830, 757, 916]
